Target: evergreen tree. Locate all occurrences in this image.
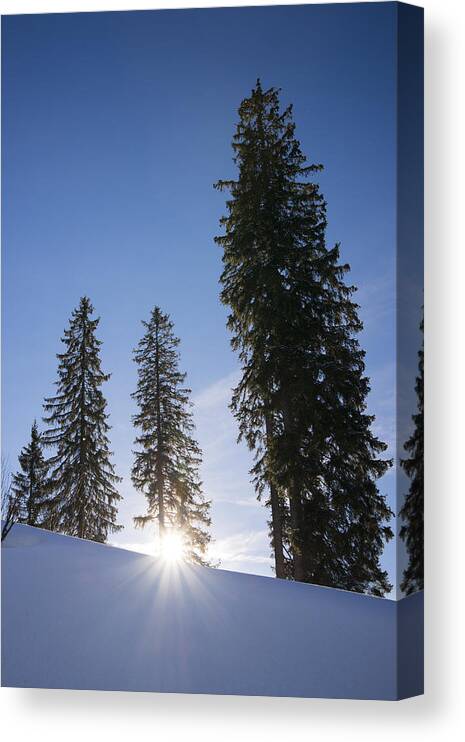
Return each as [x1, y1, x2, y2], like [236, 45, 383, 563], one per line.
[215, 81, 393, 594]
[1, 460, 20, 541]
[132, 307, 211, 565]
[11, 421, 50, 527]
[43, 297, 122, 542]
[400, 318, 424, 594]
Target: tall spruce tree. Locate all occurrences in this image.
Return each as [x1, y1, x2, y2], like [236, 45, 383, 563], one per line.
[11, 421, 50, 527]
[215, 81, 393, 595]
[132, 307, 211, 564]
[400, 318, 424, 594]
[43, 297, 122, 542]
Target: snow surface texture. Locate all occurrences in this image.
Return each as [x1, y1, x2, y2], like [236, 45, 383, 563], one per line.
[1, 525, 423, 699]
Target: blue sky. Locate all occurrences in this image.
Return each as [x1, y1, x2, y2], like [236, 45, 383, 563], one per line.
[2, 3, 418, 595]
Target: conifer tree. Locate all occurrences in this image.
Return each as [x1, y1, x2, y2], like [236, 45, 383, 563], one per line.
[43, 297, 122, 542]
[11, 421, 50, 527]
[215, 81, 393, 594]
[400, 318, 424, 594]
[132, 307, 211, 564]
[1, 461, 20, 541]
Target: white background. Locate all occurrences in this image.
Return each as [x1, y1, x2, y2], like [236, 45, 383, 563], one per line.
[0, 0, 464, 739]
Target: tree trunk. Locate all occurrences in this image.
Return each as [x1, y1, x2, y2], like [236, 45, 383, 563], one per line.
[158, 483, 165, 539]
[28, 457, 34, 525]
[155, 321, 165, 542]
[78, 316, 88, 540]
[288, 485, 305, 581]
[281, 395, 305, 581]
[265, 413, 286, 579]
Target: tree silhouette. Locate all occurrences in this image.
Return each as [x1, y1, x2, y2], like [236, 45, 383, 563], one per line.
[11, 421, 50, 527]
[215, 81, 393, 594]
[132, 307, 212, 564]
[43, 297, 122, 542]
[400, 317, 424, 594]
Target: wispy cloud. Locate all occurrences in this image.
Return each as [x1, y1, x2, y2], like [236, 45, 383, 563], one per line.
[208, 529, 273, 575]
[193, 369, 240, 412]
[193, 368, 257, 508]
[192, 369, 272, 574]
[214, 497, 261, 508]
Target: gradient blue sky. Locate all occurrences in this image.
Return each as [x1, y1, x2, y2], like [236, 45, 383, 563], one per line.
[2, 3, 413, 593]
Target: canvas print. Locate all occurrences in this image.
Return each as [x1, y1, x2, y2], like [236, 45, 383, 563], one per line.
[1, 2, 424, 700]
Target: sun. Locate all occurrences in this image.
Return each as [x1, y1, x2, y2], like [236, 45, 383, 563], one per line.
[160, 530, 185, 563]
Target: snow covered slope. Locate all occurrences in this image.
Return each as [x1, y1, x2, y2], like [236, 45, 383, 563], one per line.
[1, 524, 423, 699]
